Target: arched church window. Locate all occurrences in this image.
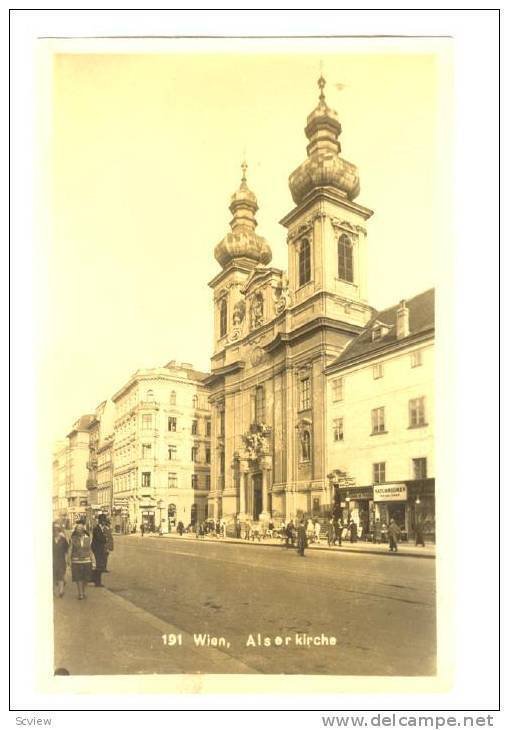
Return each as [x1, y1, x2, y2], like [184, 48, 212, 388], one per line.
[254, 385, 265, 424]
[338, 234, 354, 283]
[301, 430, 311, 462]
[219, 299, 228, 338]
[299, 238, 311, 286]
[170, 390, 176, 407]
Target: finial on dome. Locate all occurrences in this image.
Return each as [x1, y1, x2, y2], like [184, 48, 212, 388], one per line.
[241, 160, 248, 185]
[318, 74, 326, 104]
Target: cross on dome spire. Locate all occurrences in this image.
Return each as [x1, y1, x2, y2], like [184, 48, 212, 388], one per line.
[241, 160, 248, 185]
[318, 74, 326, 104]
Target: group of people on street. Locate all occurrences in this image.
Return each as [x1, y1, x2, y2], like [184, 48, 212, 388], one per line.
[52, 514, 114, 600]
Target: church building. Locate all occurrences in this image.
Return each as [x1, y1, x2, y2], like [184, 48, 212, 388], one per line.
[205, 77, 376, 522]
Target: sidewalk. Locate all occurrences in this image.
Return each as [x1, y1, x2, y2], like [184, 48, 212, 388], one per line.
[149, 532, 436, 559]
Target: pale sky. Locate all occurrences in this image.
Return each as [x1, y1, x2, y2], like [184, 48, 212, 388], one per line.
[43, 45, 449, 441]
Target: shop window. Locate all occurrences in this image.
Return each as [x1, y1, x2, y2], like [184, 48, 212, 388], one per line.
[333, 417, 344, 442]
[337, 234, 353, 283]
[411, 350, 423, 368]
[299, 377, 311, 411]
[409, 397, 427, 427]
[191, 419, 198, 435]
[168, 416, 177, 432]
[413, 457, 427, 480]
[168, 472, 177, 489]
[373, 462, 386, 484]
[332, 377, 343, 402]
[371, 406, 386, 434]
[373, 362, 384, 379]
[299, 238, 311, 286]
[168, 444, 177, 460]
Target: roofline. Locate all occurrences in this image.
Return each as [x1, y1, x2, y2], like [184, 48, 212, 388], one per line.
[111, 368, 210, 402]
[325, 329, 434, 374]
[279, 186, 374, 228]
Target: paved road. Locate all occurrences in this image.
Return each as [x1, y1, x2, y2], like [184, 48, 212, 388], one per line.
[54, 535, 436, 676]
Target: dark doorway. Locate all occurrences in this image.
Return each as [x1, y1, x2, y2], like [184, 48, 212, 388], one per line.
[253, 473, 263, 520]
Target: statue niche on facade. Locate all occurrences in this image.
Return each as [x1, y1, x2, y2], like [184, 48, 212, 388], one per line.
[250, 292, 264, 330]
[274, 274, 292, 314]
[229, 299, 246, 342]
[242, 423, 271, 460]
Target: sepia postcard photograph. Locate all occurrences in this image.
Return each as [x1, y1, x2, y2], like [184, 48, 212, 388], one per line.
[40, 37, 448, 690]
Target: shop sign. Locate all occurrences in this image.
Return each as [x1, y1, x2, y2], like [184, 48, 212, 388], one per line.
[373, 484, 407, 502]
[341, 488, 373, 501]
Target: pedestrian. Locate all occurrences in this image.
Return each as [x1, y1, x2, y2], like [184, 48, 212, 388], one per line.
[327, 518, 335, 546]
[140, 522, 145, 537]
[91, 516, 108, 587]
[285, 520, 295, 548]
[103, 519, 114, 573]
[415, 519, 426, 547]
[52, 523, 69, 598]
[388, 518, 402, 552]
[296, 519, 308, 557]
[69, 520, 94, 600]
[314, 520, 321, 544]
[244, 520, 252, 541]
[374, 518, 382, 544]
[349, 520, 358, 543]
[177, 520, 184, 536]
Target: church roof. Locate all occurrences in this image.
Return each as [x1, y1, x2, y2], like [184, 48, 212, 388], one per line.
[329, 288, 435, 370]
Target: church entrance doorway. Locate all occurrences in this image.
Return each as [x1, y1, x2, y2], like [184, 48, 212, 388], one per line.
[252, 473, 263, 520]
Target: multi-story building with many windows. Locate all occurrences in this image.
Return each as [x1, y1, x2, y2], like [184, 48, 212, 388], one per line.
[65, 414, 95, 525]
[111, 361, 211, 532]
[325, 289, 435, 540]
[86, 399, 115, 522]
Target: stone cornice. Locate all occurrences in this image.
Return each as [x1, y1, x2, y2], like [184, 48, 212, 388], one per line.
[203, 360, 246, 387]
[279, 186, 374, 229]
[264, 317, 364, 354]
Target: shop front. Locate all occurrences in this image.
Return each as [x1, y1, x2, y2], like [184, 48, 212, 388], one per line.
[335, 485, 374, 539]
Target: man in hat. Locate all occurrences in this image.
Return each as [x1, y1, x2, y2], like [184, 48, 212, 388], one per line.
[91, 514, 108, 586]
[103, 518, 114, 572]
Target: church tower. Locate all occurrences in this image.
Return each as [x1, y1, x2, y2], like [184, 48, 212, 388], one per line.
[280, 76, 373, 330]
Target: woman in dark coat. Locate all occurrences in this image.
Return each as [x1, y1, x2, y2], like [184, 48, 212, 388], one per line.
[91, 517, 107, 587]
[296, 519, 308, 557]
[52, 523, 69, 597]
[70, 522, 94, 600]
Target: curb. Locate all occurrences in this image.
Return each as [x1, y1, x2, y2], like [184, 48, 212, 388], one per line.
[147, 533, 435, 560]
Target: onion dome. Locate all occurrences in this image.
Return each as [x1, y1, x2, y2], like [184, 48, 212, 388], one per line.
[288, 76, 360, 205]
[214, 162, 272, 269]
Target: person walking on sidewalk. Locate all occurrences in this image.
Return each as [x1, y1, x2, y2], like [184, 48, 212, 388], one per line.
[296, 519, 308, 557]
[415, 518, 426, 547]
[388, 518, 401, 552]
[91, 516, 107, 587]
[53, 523, 69, 598]
[103, 519, 114, 573]
[69, 521, 94, 600]
[140, 523, 145, 537]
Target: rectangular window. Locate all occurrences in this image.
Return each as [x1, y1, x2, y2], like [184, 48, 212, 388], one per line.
[141, 472, 151, 488]
[168, 416, 177, 432]
[409, 397, 426, 427]
[142, 443, 152, 459]
[299, 377, 311, 410]
[142, 414, 153, 429]
[168, 444, 177, 460]
[191, 419, 198, 435]
[219, 410, 225, 437]
[191, 446, 198, 462]
[205, 448, 211, 464]
[332, 377, 343, 402]
[411, 350, 423, 367]
[254, 385, 265, 423]
[191, 474, 198, 489]
[373, 362, 383, 379]
[168, 472, 177, 489]
[373, 462, 386, 484]
[206, 419, 211, 437]
[204, 474, 211, 490]
[413, 457, 427, 480]
[333, 417, 344, 442]
[371, 407, 386, 434]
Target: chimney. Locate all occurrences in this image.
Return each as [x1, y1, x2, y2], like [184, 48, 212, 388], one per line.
[396, 300, 410, 339]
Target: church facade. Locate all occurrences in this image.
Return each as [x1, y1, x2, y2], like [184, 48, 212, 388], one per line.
[205, 77, 376, 522]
